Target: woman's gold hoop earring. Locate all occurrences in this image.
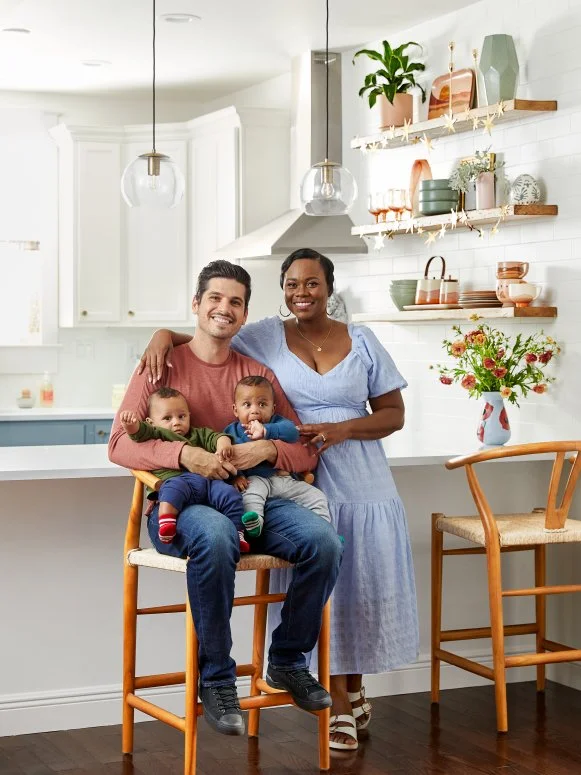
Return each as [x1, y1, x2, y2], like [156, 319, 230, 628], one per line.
[279, 304, 291, 318]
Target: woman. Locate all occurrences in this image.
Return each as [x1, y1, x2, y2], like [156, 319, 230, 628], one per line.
[141, 248, 419, 750]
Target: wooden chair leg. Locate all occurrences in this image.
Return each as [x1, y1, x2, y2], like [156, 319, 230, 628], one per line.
[535, 545, 547, 692]
[184, 596, 199, 775]
[122, 561, 138, 754]
[248, 569, 270, 738]
[317, 600, 331, 772]
[431, 513, 444, 704]
[486, 541, 508, 733]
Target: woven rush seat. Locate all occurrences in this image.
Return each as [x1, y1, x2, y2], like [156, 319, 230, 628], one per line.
[436, 512, 581, 547]
[127, 547, 294, 573]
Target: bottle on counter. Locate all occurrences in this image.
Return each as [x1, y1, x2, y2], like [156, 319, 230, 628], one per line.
[39, 372, 54, 408]
[112, 384, 126, 410]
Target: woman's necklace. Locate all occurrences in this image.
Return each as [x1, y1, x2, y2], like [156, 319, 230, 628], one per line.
[295, 318, 333, 352]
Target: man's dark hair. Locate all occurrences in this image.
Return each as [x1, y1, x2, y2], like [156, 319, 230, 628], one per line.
[147, 386, 186, 415]
[234, 375, 274, 400]
[279, 248, 335, 298]
[195, 260, 252, 309]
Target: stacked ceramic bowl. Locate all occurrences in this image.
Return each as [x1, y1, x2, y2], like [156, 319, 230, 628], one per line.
[389, 279, 418, 311]
[418, 179, 459, 216]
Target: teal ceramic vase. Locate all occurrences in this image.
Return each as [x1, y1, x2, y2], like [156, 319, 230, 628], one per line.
[479, 34, 519, 105]
[477, 391, 511, 447]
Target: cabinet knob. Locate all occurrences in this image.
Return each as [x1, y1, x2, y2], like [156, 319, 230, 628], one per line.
[97, 429, 106, 437]
[128, 310, 135, 317]
[81, 310, 88, 317]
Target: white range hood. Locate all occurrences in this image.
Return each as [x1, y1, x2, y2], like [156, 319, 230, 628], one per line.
[214, 51, 366, 261]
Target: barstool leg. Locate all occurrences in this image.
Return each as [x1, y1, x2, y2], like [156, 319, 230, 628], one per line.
[248, 568, 270, 738]
[122, 560, 138, 754]
[317, 600, 331, 772]
[184, 596, 199, 775]
[431, 513, 444, 704]
[487, 542, 508, 733]
[535, 545, 547, 692]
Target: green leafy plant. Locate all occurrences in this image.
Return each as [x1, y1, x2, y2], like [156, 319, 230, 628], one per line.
[449, 150, 505, 194]
[353, 41, 426, 108]
[431, 323, 560, 406]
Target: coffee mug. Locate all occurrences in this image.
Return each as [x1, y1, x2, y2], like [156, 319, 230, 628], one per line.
[507, 282, 541, 307]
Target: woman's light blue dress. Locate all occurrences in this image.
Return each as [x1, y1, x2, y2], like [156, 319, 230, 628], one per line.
[233, 317, 419, 674]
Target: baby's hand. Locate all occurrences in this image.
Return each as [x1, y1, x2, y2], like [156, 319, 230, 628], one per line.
[216, 435, 233, 462]
[120, 410, 140, 435]
[233, 475, 249, 492]
[243, 420, 266, 440]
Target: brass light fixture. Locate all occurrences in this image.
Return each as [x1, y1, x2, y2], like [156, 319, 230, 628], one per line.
[120, 0, 185, 208]
[299, 0, 357, 215]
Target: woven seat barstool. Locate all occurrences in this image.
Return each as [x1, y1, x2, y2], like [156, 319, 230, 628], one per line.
[123, 470, 331, 774]
[431, 442, 581, 732]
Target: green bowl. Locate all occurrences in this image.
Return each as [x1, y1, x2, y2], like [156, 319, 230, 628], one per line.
[418, 189, 458, 203]
[419, 179, 454, 191]
[419, 201, 459, 215]
[389, 290, 417, 310]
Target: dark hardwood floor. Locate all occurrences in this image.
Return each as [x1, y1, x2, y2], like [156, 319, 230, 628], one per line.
[2, 682, 581, 775]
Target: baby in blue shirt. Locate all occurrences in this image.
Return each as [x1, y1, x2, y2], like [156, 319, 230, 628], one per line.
[224, 375, 330, 538]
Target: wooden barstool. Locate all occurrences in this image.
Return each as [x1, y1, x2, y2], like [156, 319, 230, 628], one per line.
[432, 442, 581, 732]
[123, 471, 331, 773]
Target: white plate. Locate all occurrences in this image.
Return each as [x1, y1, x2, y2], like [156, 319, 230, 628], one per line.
[402, 304, 462, 310]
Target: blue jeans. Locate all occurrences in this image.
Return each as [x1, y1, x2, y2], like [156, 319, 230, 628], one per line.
[159, 473, 246, 531]
[148, 497, 343, 686]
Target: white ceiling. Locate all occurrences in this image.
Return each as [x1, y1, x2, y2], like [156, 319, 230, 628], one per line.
[0, 0, 477, 99]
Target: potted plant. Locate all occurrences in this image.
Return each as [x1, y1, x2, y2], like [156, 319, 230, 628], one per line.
[431, 324, 560, 446]
[449, 150, 504, 210]
[353, 41, 426, 129]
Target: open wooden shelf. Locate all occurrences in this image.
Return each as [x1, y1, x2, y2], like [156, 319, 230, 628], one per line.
[352, 307, 558, 323]
[351, 99, 557, 151]
[351, 204, 558, 238]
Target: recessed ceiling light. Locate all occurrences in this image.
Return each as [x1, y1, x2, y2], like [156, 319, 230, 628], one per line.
[159, 13, 201, 23]
[2, 27, 31, 35]
[82, 59, 112, 67]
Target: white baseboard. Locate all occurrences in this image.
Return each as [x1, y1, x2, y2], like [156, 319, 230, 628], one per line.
[1, 647, 577, 737]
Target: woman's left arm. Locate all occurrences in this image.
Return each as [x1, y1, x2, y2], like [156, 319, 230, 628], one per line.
[298, 389, 404, 454]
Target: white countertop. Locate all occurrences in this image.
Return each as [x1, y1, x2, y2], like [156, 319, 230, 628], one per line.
[0, 444, 555, 482]
[0, 408, 116, 421]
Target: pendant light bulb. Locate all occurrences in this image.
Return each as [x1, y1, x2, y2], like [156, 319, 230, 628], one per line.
[120, 0, 184, 209]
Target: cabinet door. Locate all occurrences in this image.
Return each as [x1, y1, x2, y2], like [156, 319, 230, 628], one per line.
[0, 421, 86, 446]
[76, 142, 122, 323]
[124, 141, 189, 324]
[85, 421, 112, 444]
[190, 126, 238, 289]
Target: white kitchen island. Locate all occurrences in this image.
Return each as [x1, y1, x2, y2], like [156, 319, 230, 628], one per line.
[0, 444, 575, 737]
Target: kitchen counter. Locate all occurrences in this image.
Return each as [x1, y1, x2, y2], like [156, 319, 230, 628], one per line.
[0, 407, 116, 421]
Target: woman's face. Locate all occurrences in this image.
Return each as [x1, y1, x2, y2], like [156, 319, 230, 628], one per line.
[283, 259, 329, 321]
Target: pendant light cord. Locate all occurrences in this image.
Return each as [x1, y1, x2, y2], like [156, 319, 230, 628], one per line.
[325, 0, 329, 161]
[152, 0, 157, 152]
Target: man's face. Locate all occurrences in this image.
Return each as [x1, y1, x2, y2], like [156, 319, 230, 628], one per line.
[192, 278, 248, 341]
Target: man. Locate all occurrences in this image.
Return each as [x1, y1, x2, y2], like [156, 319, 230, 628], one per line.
[109, 260, 343, 736]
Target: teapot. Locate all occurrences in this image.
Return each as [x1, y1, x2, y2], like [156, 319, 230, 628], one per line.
[415, 255, 446, 305]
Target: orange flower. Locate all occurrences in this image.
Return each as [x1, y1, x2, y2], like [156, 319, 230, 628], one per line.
[461, 374, 476, 390]
[500, 386, 512, 398]
[483, 357, 496, 370]
[439, 375, 453, 385]
[493, 367, 507, 378]
[533, 383, 547, 394]
[450, 340, 467, 357]
[525, 352, 537, 363]
[538, 351, 553, 364]
[465, 329, 486, 345]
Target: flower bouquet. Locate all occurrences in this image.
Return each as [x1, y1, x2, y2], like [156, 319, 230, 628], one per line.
[432, 323, 560, 445]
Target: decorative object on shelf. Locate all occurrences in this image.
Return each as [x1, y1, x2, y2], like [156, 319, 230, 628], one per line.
[389, 279, 419, 311]
[440, 275, 460, 305]
[459, 290, 501, 309]
[416, 255, 446, 305]
[428, 69, 475, 119]
[16, 388, 34, 409]
[418, 179, 459, 215]
[409, 158, 433, 216]
[508, 281, 541, 307]
[495, 260, 529, 306]
[327, 291, 348, 322]
[120, 0, 184, 208]
[353, 40, 426, 128]
[300, 0, 357, 215]
[479, 34, 519, 106]
[510, 173, 541, 204]
[476, 170, 495, 210]
[433, 323, 560, 445]
[449, 150, 504, 211]
[472, 49, 480, 108]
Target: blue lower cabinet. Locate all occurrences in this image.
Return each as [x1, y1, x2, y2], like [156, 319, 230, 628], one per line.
[0, 419, 113, 446]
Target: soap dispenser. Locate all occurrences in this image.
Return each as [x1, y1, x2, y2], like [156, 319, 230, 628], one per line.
[39, 372, 54, 408]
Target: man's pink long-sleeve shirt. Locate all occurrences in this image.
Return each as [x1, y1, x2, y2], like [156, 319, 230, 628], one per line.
[108, 344, 315, 474]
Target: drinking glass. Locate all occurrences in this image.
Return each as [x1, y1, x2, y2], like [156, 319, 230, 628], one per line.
[389, 189, 406, 221]
[368, 193, 382, 223]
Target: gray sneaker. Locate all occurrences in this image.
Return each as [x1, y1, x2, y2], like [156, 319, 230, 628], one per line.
[265, 665, 332, 712]
[200, 682, 245, 736]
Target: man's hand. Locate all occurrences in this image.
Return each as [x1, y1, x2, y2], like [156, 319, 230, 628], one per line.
[243, 420, 266, 440]
[216, 435, 234, 462]
[232, 474, 249, 492]
[120, 410, 140, 435]
[179, 446, 237, 479]
[230, 440, 276, 471]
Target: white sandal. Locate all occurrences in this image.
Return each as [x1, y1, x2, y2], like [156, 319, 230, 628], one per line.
[347, 686, 372, 730]
[329, 714, 358, 751]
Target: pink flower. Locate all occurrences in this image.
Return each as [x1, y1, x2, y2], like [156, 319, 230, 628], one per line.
[496, 349, 505, 359]
[500, 386, 512, 398]
[525, 352, 538, 363]
[465, 329, 486, 345]
[461, 374, 477, 390]
[439, 375, 453, 385]
[493, 367, 507, 378]
[533, 383, 547, 394]
[538, 351, 553, 364]
[450, 341, 467, 357]
[483, 357, 496, 370]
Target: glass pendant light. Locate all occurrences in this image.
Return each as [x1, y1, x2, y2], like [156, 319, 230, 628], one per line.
[300, 0, 357, 216]
[121, 0, 185, 208]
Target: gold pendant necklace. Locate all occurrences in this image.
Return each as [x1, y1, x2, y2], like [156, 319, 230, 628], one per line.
[295, 319, 333, 352]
